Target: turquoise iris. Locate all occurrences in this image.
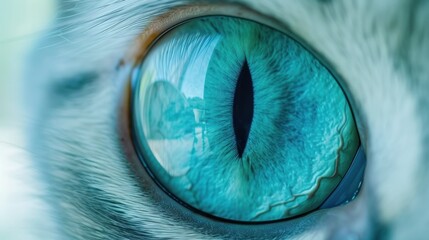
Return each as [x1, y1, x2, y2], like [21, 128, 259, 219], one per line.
[132, 16, 359, 222]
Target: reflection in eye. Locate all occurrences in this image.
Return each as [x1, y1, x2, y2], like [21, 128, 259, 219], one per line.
[132, 16, 362, 222]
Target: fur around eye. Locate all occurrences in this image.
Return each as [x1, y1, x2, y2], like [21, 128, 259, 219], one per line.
[15, 0, 429, 239]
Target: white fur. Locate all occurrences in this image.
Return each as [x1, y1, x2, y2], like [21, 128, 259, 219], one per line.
[20, 0, 429, 239]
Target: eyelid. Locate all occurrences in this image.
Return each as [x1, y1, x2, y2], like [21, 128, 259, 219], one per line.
[116, 3, 368, 236]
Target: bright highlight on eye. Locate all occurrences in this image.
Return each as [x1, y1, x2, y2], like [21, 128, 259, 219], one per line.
[132, 16, 361, 222]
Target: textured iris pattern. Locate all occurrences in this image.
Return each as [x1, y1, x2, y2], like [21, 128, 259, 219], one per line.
[132, 17, 359, 222]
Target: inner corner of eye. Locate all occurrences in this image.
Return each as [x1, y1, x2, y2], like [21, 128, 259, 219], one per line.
[129, 15, 365, 223]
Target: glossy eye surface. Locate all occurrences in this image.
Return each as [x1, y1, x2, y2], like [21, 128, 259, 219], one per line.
[132, 16, 360, 222]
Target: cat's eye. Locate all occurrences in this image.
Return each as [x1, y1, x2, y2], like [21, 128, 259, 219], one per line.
[130, 16, 365, 222]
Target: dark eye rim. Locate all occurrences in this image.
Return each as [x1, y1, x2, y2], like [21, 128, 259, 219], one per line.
[118, 3, 368, 227]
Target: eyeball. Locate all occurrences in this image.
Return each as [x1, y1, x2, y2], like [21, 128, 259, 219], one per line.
[131, 16, 362, 222]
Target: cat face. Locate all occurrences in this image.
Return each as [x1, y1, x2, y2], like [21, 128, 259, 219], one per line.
[24, 0, 429, 239]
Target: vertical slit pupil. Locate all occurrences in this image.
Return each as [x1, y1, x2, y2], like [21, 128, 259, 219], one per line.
[233, 59, 254, 158]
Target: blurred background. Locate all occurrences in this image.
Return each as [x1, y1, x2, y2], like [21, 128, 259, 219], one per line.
[0, 1, 55, 239]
